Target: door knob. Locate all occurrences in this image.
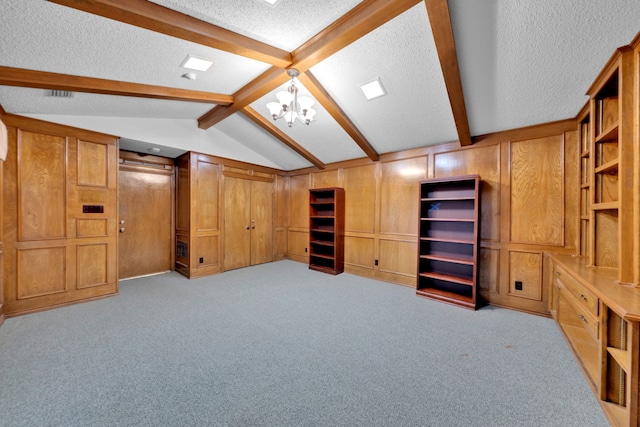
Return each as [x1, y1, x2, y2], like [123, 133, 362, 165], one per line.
[119, 227, 125, 233]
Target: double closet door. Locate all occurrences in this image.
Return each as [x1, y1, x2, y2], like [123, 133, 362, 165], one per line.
[224, 177, 273, 271]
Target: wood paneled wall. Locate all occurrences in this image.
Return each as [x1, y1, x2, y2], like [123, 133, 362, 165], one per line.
[174, 152, 285, 278]
[286, 119, 578, 314]
[2, 114, 118, 316]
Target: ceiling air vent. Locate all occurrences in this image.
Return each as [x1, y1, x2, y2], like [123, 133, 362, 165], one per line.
[46, 89, 74, 98]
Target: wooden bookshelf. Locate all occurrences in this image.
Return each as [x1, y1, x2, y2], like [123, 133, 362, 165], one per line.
[309, 188, 344, 275]
[416, 175, 480, 310]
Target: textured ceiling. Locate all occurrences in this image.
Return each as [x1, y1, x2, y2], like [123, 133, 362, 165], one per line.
[0, 0, 639, 170]
[450, 0, 640, 136]
[148, 0, 364, 51]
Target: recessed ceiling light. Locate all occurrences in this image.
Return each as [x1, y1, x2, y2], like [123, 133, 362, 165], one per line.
[180, 55, 214, 72]
[359, 78, 387, 101]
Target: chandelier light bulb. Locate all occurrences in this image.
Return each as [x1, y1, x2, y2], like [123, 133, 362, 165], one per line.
[266, 102, 282, 118]
[276, 90, 294, 107]
[298, 96, 315, 110]
[304, 108, 317, 123]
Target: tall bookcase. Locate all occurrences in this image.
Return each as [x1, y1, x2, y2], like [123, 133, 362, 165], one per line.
[586, 45, 634, 284]
[416, 175, 480, 310]
[309, 188, 344, 275]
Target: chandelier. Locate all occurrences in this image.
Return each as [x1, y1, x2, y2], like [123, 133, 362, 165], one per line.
[266, 69, 316, 127]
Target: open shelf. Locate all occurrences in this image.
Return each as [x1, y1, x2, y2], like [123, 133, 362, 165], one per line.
[607, 347, 630, 373]
[419, 272, 473, 286]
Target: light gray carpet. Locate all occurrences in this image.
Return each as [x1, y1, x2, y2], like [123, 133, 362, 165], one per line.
[0, 260, 608, 426]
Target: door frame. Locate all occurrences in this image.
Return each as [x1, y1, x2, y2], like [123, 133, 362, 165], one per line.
[118, 150, 176, 279]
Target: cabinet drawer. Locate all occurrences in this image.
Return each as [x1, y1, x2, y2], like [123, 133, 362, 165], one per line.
[558, 287, 600, 341]
[555, 265, 599, 317]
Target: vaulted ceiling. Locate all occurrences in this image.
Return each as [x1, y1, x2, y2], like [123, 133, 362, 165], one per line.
[0, 0, 639, 171]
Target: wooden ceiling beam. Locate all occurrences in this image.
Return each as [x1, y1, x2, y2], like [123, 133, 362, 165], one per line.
[298, 71, 379, 161]
[424, 0, 472, 147]
[198, 66, 289, 128]
[198, 0, 421, 129]
[291, 0, 422, 72]
[48, 0, 292, 68]
[0, 66, 233, 104]
[241, 106, 325, 170]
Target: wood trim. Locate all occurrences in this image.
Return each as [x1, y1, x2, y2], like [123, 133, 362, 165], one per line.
[198, 67, 290, 129]
[291, 0, 422, 71]
[240, 106, 325, 170]
[119, 150, 175, 167]
[183, 151, 286, 177]
[47, 0, 292, 68]
[298, 71, 379, 161]
[0, 102, 6, 117]
[472, 118, 576, 146]
[0, 66, 233, 105]
[586, 46, 632, 96]
[286, 117, 576, 176]
[222, 170, 273, 182]
[2, 113, 117, 143]
[425, 0, 472, 147]
[576, 100, 590, 122]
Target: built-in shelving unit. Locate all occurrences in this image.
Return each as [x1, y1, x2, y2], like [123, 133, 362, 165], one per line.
[585, 45, 636, 283]
[309, 188, 344, 275]
[547, 35, 640, 427]
[548, 254, 640, 427]
[416, 175, 480, 310]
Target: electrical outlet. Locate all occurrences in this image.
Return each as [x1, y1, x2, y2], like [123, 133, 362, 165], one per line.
[199, 257, 204, 264]
[515, 281, 523, 291]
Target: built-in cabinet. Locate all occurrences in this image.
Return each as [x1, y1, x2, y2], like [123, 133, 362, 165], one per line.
[224, 177, 273, 271]
[308, 187, 344, 275]
[175, 152, 283, 278]
[416, 175, 480, 309]
[547, 34, 640, 427]
[549, 254, 640, 426]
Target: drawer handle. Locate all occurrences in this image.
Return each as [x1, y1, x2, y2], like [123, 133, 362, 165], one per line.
[578, 314, 588, 324]
[578, 293, 588, 302]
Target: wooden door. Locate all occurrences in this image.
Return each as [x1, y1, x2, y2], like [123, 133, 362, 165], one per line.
[224, 178, 273, 270]
[250, 180, 273, 265]
[119, 167, 173, 279]
[224, 177, 251, 270]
